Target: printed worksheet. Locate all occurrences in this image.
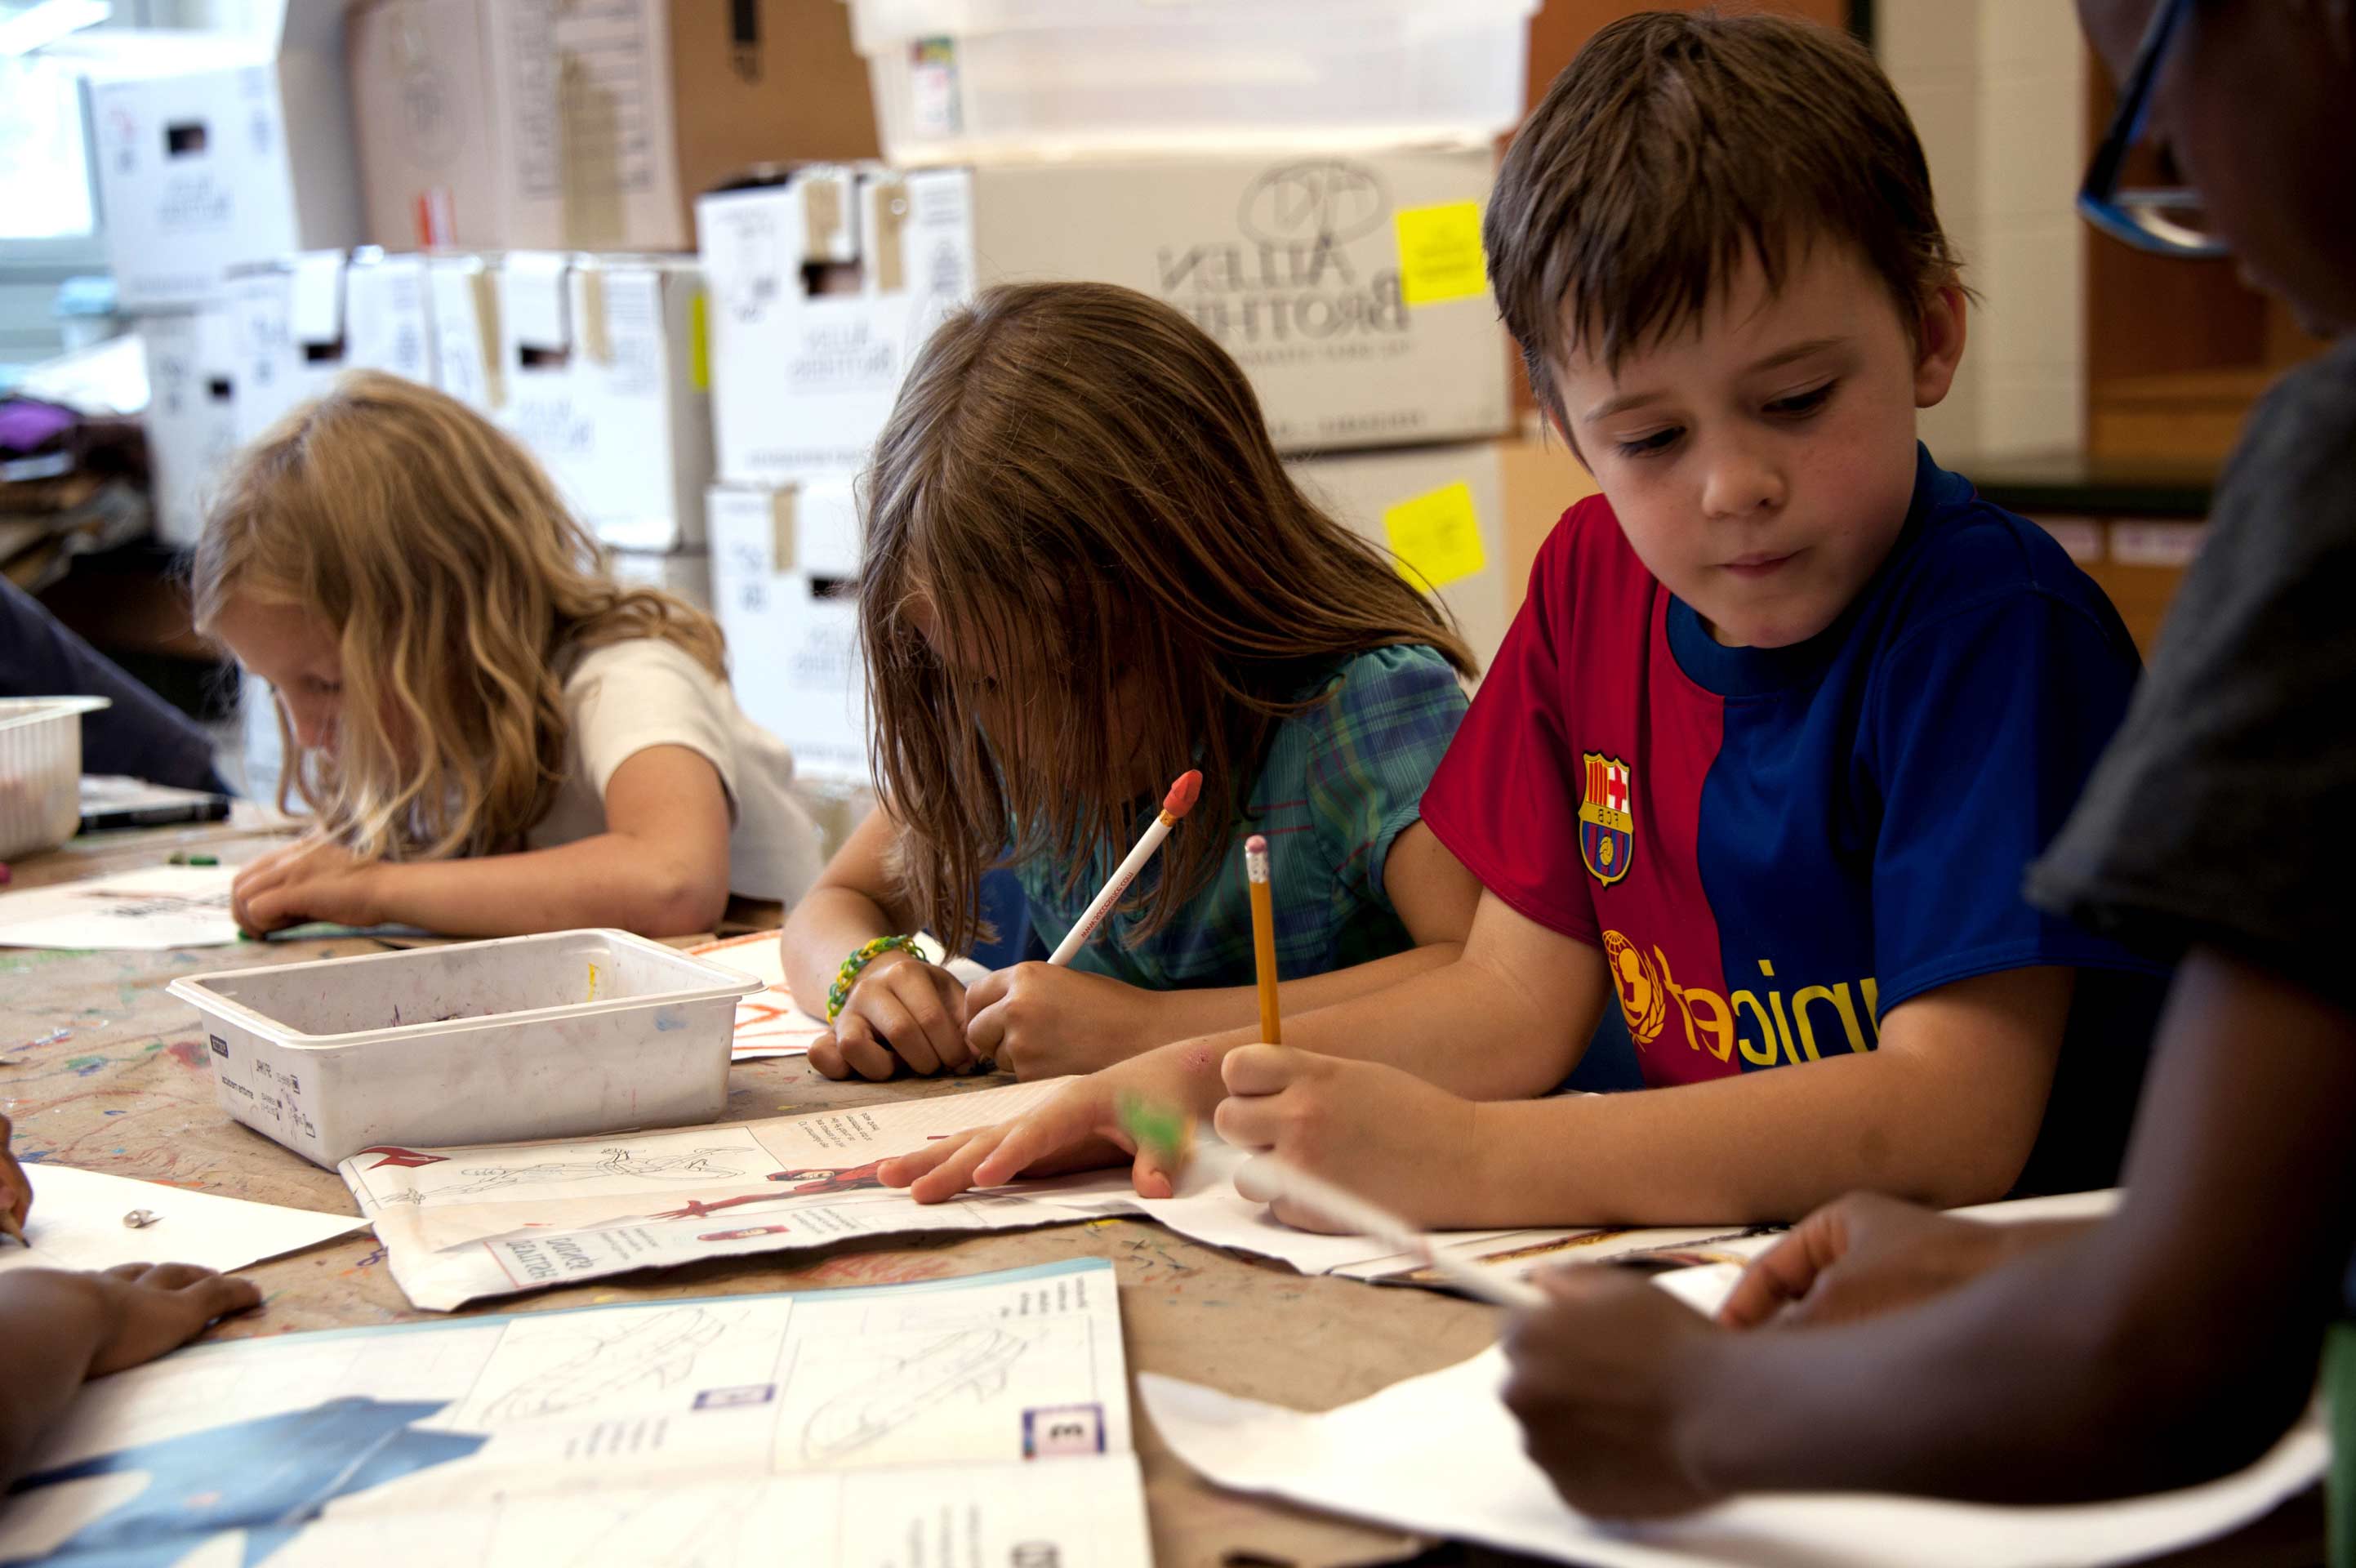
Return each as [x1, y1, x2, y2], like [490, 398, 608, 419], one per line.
[0, 1258, 1151, 1568]
[0, 864, 243, 950]
[1142, 1343, 2322, 1568]
[0, 1164, 362, 1277]
[345, 1081, 1735, 1311]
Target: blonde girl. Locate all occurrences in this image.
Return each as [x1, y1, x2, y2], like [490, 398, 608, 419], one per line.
[782, 281, 1484, 1082]
[194, 371, 823, 938]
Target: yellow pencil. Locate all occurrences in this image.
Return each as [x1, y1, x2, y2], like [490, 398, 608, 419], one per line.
[1245, 833, 1280, 1045]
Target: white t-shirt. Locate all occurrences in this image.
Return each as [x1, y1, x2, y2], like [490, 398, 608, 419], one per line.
[525, 638, 825, 905]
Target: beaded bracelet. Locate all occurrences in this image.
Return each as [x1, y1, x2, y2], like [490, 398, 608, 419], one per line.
[827, 934, 925, 1022]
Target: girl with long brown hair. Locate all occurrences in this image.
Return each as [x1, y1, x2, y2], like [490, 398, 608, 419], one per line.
[782, 281, 1483, 1082]
[194, 371, 823, 938]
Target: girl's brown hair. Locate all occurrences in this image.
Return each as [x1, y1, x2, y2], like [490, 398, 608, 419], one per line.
[190, 369, 727, 862]
[861, 280, 1476, 956]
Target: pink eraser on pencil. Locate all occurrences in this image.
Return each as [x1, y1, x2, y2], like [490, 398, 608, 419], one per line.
[1245, 833, 1268, 854]
[1164, 769, 1204, 818]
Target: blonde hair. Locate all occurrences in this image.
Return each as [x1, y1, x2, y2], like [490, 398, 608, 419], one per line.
[191, 370, 726, 862]
[862, 281, 1476, 956]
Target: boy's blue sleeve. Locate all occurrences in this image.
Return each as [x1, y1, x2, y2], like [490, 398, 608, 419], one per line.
[1306, 646, 1469, 911]
[1867, 592, 2163, 1012]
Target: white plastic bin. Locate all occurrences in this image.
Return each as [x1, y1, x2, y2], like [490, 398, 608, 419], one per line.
[168, 929, 764, 1169]
[844, 0, 1539, 164]
[0, 697, 109, 861]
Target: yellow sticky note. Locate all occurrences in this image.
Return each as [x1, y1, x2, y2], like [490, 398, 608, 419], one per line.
[1392, 200, 1487, 308]
[689, 289, 711, 392]
[1383, 480, 1488, 590]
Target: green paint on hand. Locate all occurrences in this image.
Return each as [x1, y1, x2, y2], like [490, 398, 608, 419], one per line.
[1116, 1091, 1188, 1169]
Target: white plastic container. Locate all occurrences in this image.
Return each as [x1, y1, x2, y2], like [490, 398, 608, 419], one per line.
[0, 697, 109, 861]
[168, 929, 764, 1169]
[844, 0, 1539, 164]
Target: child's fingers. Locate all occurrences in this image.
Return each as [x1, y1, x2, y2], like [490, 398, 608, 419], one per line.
[1717, 1216, 1847, 1330]
[906, 1129, 1011, 1204]
[879, 1131, 976, 1187]
[889, 969, 973, 1073]
[1210, 1089, 1285, 1152]
[136, 1261, 220, 1291]
[857, 990, 943, 1075]
[971, 1094, 1102, 1187]
[1219, 1042, 1305, 1097]
[186, 1272, 264, 1318]
[964, 968, 1010, 1015]
[826, 1013, 901, 1081]
[1129, 1139, 1179, 1200]
[964, 999, 1009, 1061]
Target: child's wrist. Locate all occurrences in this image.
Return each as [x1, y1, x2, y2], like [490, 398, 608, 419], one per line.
[828, 934, 925, 1021]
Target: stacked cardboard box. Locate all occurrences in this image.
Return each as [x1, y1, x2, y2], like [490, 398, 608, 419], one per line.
[337, 0, 879, 635]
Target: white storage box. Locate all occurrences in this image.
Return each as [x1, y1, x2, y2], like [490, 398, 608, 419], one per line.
[610, 550, 713, 612]
[708, 479, 869, 782]
[497, 254, 713, 550]
[1288, 440, 1509, 670]
[697, 149, 1508, 479]
[169, 929, 764, 1169]
[845, 0, 1536, 165]
[138, 309, 242, 548]
[87, 8, 362, 309]
[0, 698, 109, 861]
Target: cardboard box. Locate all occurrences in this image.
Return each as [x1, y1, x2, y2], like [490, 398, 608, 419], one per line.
[89, 8, 361, 309]
[348, 0, 878, 252]
[495, 254, 711, 551]
[609, 548, 712, 612]
[221, 251, 442, 446]
[138, 308, 242, 548]
[698, 147, 1508, 484]
[1286, 441, 1512, 672]
[427, 252, 501, 412]
[706, 479, 867, 782]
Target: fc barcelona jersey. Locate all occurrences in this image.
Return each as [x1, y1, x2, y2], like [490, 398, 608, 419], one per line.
[1421, 448, 2165, 1189]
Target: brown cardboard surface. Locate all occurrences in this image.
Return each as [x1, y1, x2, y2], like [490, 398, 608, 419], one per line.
[1289, 442, 1511, 670]
[969, 149, 1510, 454]
[350, 0, 876, 252]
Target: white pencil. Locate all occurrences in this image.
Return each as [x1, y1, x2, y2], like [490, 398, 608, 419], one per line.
[1238, 1155, 1550, 1310]
[1046, 769, 1204, 967]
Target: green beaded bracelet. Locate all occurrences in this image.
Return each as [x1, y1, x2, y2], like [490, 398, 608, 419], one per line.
[827, 934, 924, 1022]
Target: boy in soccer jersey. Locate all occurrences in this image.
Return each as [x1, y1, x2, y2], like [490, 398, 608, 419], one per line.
[880, 11, 2164, 1226]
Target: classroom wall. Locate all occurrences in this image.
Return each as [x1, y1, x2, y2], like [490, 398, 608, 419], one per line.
[1882, 0, 2089, 461]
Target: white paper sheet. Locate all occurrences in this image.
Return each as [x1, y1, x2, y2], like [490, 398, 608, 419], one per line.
[1143, 1344, 2324, 1568]
[688, 933, 992, 1059]
[0, 864, 243, 951]
[344, 1080, 1749, 1311]
[0, 1258, 1151, 1568]
[0, 1163, 363, 1275]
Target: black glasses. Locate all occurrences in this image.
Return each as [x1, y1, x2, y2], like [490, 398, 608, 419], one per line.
[2078, 0, 2231, 258]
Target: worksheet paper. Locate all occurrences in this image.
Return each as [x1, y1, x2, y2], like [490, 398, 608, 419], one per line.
[0, 1258, 1151, 1568]
[687, 933, 990, 1060]
[343, 1080, 1648, 1311]
[0, 1163, 363, 1276]
[1142, 1346, 2323, 1568]
[0, 864, 243, 950]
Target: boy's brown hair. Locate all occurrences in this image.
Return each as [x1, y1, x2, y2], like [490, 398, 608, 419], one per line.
[1487, 10, 1966, 424]
[860, 280, 1476, 957]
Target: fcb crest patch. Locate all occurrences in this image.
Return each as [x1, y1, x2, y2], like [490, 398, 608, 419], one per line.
[1578, 753, 1634, 886]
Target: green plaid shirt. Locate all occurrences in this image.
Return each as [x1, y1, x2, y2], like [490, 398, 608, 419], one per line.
[1016, 644, 1468, 990]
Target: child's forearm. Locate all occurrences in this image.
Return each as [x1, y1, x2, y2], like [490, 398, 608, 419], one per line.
[780, 886, 907, 1010]
[1135, 942, 1467, 1052]
[1468, 1046, 2024, 1227]
[1171, 951, 1580, 1116]
[369, 835, 728, 939]
[0, 1272, 107, 1485]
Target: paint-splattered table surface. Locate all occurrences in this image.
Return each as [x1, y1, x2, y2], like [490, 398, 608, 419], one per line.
[0, 823, 1503, 1568]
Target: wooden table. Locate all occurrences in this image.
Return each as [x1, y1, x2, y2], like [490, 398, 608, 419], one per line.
[0, 822, 1503, 1568]
[2, 821, 2323, 1568]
